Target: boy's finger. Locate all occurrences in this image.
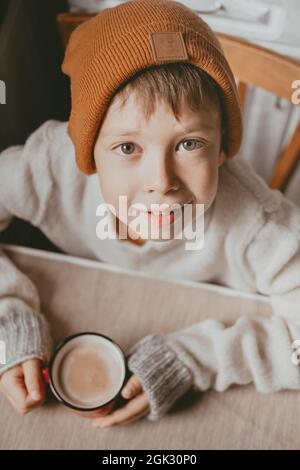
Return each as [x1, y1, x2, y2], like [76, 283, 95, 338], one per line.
[23, 359, 45, 403]
[92, 393, 149, 428]
[117, 408, 150, 426]
[1, 371, 28, 414]
[121, 374, 143, 399]
[0, 370, 28, 410]
[93, 405, 149, 428]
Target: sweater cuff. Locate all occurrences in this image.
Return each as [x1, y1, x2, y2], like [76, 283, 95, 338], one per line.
[127, 334, 194, 421]
[0, 310, 53, 377]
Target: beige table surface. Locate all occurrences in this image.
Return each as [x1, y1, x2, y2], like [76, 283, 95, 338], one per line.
[0, 243, 299, 450]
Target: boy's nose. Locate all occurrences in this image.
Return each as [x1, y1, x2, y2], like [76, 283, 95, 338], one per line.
[143, 155, 180, 194]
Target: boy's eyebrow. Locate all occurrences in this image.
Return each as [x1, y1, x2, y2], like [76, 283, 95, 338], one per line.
[182, 124, 216, 132]
[102, 123, 215, 137]
[102, 129, 142, 137]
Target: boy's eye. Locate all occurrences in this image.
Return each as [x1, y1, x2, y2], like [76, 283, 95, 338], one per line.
[178, 139, 204, 151]
[114, 139, 206, 157]
[118, 143, 136, 155]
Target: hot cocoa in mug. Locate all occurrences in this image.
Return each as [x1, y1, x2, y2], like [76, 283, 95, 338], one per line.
[42, 332, 127, 416]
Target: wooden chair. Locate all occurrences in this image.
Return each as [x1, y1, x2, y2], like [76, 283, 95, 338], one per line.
[56, 12, 300, 191]
[217, 33, 300, 191]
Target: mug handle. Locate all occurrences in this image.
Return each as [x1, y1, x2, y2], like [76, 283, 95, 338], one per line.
[42, 366, 49, 384]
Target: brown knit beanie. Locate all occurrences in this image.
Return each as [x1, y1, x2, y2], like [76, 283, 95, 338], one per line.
[61, 0, 243, 175]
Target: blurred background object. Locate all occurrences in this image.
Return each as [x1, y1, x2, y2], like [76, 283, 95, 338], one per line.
[0, 0, 70, 252]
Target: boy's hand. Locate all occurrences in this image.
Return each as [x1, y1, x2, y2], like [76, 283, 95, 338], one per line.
[91, 374, 150, 428]
[0, 358, 46, 415]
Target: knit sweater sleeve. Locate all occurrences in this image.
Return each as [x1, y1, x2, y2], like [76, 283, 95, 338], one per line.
[126, 193, 300, 422]
[0, 122, 55, 376]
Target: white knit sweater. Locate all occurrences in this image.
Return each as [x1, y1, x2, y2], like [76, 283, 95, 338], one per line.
[0, 119, 300, 421]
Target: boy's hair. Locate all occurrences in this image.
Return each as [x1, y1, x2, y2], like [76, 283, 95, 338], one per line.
[110, 63, 227, 154]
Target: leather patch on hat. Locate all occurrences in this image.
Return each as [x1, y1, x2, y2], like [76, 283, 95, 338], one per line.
[149, 32, 188, 62]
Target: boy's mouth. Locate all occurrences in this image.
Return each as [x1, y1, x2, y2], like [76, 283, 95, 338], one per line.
[145, 200, 193, 215]
[146, 212, 175, 225]
[138, 200, 193, 225]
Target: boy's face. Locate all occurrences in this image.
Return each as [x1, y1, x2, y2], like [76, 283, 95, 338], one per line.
[94, 89, 225, 246]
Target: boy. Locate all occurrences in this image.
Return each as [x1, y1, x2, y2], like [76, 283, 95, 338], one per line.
[0, 0, 300, 430]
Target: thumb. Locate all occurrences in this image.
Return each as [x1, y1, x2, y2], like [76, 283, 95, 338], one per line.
[121, 374, 143, 399]
[22, 358, 46, 404]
